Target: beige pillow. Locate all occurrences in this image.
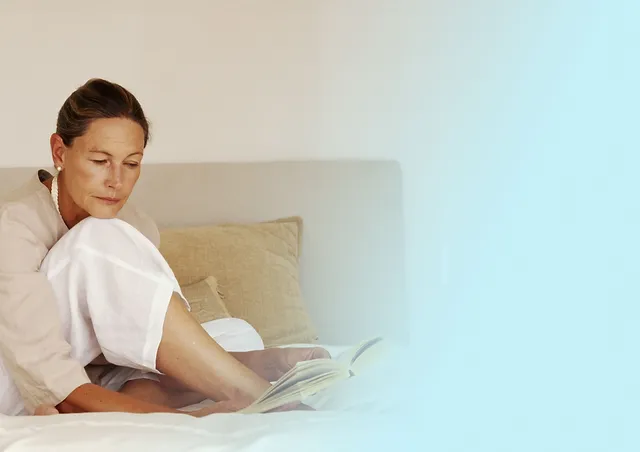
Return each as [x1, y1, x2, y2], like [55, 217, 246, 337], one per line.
[181, 276, 231, 324]
[159, 217, 318, 346]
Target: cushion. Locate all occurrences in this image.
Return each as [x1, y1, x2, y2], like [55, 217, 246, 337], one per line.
[159, 217, 318, 346]
[181, 276, 231, 324]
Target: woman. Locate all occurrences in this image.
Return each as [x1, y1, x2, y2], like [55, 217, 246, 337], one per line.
[0, 78, 328, 417]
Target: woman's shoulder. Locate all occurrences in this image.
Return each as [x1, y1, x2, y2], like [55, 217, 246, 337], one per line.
[0, 172, 52, 228]
[0, 171, 47, 205]
[0, 174, 58, 269]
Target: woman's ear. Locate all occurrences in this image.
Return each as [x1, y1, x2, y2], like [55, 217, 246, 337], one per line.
[50, 133, 66, 169]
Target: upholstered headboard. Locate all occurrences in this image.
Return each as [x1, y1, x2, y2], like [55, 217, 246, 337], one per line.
[0, 160, 406, 344]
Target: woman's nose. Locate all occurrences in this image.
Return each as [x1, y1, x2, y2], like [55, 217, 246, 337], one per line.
[106, 165, 123, 190]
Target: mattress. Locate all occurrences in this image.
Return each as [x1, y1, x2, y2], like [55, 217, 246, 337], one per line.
[0, 342, 418, 451]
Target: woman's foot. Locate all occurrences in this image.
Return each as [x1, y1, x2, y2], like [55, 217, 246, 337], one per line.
[237, 347, 331, 382]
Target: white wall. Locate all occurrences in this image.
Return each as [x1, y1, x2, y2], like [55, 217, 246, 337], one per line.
[1, 1, 638, 451]
[0, 0, 429, 358]
[0, 0, 423, 166]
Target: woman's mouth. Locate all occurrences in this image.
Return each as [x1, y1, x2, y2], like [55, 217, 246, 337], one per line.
[96, 197, 121, 205]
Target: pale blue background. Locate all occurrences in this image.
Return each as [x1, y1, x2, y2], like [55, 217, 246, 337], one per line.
[404, 1, 639, 451]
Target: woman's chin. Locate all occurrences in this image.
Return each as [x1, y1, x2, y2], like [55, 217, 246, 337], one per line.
[87, 206, 122, 220]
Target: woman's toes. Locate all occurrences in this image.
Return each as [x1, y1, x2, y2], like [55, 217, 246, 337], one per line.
[284, 347, 330, 368]
[308, 347, 331, 360]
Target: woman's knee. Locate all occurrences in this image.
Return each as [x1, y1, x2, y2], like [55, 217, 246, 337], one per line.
[44, 218, 138, 265]
[48, 216, 165, 274]
[68, 218, 143, 253]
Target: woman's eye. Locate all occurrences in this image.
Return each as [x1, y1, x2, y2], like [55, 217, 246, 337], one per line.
[125, 162, 140, 168]
[91, 159, 108, 165]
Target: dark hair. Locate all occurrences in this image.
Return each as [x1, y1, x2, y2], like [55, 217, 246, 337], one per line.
[56, 78, 150, 147]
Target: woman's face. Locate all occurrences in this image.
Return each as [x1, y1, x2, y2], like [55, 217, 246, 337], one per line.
[52, 117, 145, 220]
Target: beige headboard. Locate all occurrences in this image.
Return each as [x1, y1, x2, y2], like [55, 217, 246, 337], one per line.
[0, 160, 406, 344]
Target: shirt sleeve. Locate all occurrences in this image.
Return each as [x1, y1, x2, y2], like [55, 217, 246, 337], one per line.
[0, 208, 91, 413]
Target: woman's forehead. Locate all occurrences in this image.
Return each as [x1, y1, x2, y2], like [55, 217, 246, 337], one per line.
[75, 118, 145, 155]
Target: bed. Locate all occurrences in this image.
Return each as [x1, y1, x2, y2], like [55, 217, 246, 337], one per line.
[0, 160, 415, 451]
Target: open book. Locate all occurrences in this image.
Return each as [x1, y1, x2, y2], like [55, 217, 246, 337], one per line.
[238, 337, 387, 414]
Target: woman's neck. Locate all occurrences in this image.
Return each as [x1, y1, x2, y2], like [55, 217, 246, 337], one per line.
[42, 173, 90, 229]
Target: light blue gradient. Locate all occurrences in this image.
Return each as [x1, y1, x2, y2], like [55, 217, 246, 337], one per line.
[401, 1, 639, 451]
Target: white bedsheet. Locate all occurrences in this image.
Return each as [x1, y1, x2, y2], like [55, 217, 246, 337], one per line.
[0, 342, 418, 452]
[0, 409, 415, 452]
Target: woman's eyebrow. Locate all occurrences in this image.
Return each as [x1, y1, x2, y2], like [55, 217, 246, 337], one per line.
[89, 149, 143, 157]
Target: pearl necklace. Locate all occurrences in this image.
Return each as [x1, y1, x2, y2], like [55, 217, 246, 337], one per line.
[51, 175, 62, 217]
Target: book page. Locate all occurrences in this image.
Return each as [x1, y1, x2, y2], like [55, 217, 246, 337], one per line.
[240, 337, 387, 414]
[335, 337, 385, 373]
[253, 359, 343, 404]
[239, 368, 350, 414]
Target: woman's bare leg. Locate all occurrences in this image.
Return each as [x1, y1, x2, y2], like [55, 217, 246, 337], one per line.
[119, 342, 329, 410]
[43, 217, 326, 412]
[119, 379, 206, 409]
[42, 297, 328, 412]
[150, 343, 330, 400]
[133, 296, 329, 406]
[155, 293, 271, 404]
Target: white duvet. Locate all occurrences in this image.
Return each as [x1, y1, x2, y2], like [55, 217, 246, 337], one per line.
[0, 343, 418, 452]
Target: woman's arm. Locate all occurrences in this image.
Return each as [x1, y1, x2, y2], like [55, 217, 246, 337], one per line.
[57, 383, 243, 417]
[57, 383, 181, 415]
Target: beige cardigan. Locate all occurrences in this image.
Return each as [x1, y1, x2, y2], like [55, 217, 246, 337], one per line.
[0, 170, 159, 414]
